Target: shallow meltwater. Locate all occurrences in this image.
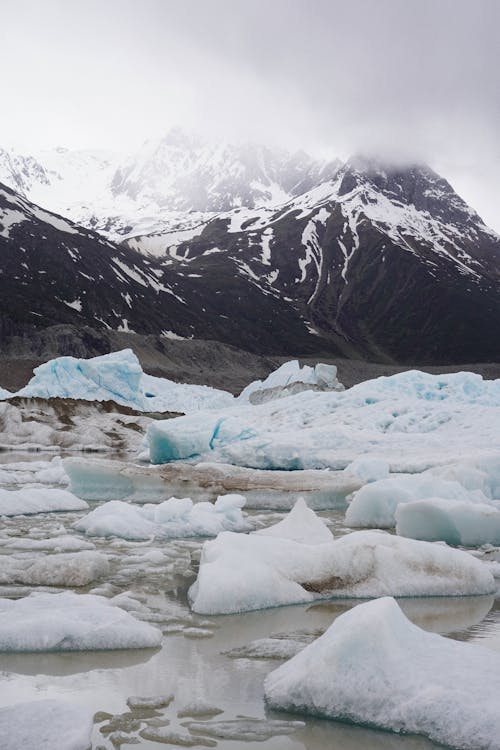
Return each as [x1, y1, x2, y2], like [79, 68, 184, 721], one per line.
[1, 491, 500, 749]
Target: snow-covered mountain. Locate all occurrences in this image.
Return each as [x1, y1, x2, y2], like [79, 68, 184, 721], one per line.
[125, 156, 500, 362]
[0, 132, 499, 363]
[0, 131, 339, 239]
[0, 181, 321, 355]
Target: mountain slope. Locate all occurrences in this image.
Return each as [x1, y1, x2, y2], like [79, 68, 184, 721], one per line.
[0, 182, 326, 355]
[126, 157, 500, 363]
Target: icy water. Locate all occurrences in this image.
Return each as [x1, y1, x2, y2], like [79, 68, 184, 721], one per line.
[1, 473, 500, 749]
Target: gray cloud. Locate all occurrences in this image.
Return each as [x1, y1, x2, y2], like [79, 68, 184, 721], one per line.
[1, 0, 499, 228]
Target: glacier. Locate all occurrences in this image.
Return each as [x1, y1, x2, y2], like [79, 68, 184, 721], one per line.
[147, 370, 500, 470]
[264, 596, 500, 750]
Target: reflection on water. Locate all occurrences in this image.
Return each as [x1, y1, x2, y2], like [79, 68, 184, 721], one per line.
[0, 647, 159, 677]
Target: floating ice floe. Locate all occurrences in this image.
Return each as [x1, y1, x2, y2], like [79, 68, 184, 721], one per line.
[345, 454, 500, 533]
[147, 370, 500, 470]
[0, 457, 68, 488]
[238, 360, 343, 404]
[0, 699, 93, 750]
[0, 487, 88, 517]
[0, 592, 162, 651]
[64, 456, 361, 509]
[345, 474, 488, 529]
[189, 520, 495, 614]
[396, 498, 500, 546]
[0, 535, 95, 552]
[0, 551, 109, 587]
[10, 348, 233, 413]
[182, 718, 305, 742]
[264, 597, 500, 750]
[73, 494, 249, 540]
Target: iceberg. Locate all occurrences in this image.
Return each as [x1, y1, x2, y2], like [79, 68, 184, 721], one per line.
[238, 360, 343, 403]
[396, 497, 500, 546]
[345, 472, 492, 529]
[189, 523, 494, 614]
[264, 597, 500, 750]
[0, 591, 162, 651]
[148, 370, 500, 470]
[0, 487, 88, 516]
[0, 699, 93, 750]
[73, 494, 249, 540]
[254, 498, 333, 544]
[12, 348, 233, 413]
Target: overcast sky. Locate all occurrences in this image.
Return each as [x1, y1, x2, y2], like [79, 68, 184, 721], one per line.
[1, 0, 499, 229]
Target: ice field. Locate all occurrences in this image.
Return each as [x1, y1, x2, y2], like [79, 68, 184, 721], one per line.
[0, 352, 500, 749]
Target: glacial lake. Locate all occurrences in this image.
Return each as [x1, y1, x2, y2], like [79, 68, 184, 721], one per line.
[1, 463, 499, 750]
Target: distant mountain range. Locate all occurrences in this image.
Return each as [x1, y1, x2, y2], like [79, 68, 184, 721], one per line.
[0, 130, 499, 363]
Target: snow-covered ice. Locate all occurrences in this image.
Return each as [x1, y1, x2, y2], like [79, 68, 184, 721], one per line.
[396, 497, 500, 546]
[0, 699, 93, 750]
[264, 596, 500, 750]
[148, 370, 500, 470]
[189, 520, 494, 614]
[0, 487, 88, 516]
[0, 591, 162, 651]
[73, 494, 250, 540]
[10, 348, 233, 413]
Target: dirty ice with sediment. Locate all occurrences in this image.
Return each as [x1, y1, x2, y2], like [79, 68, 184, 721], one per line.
[1, 350, 500, 749]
